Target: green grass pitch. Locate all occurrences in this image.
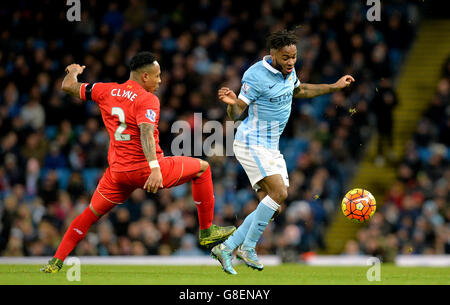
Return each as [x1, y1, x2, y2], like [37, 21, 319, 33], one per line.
[0, 264, 449, 285]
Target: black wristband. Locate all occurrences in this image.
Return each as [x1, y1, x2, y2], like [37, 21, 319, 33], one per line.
[85, 83, 94, 101]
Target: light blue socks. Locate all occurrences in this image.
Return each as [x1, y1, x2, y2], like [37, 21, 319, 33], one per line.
[242, 196, 279, 249]
[223, 211, 255, 250]
[223, 195, 279, 250]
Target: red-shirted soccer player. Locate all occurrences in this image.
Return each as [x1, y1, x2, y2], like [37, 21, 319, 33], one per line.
[41, 52, 236, 273]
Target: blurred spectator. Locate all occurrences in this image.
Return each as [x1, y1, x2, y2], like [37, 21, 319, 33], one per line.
[343, 240, 362, 255]
[372, 78, 398, 166]
[173, 234, 205, 256]
[44, 142, 67, 169]
[25, 157, 40, 197]
[19, 98, 45, 131]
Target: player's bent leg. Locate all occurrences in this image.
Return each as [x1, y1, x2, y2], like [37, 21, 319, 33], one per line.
[222, 211, 255, 250]
[235, 175, 286, 271]
[162, 156, 236, 246]
[191, 159, 236, 246]
[216, 188, 279, 270]
[219, 191, 266, 252]
[40, 205, 101, 273]
[41, 190, 118, 273]
[191, 159, 214, 230]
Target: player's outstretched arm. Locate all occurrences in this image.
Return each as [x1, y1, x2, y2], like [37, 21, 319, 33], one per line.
[218, 87, 248, 121]
[293, 75, 355, 99]
[61, 63, 86, 98]
[140, 122, 163, 193]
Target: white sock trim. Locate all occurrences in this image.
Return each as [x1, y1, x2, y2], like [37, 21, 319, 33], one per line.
[260, 195, 280, 211]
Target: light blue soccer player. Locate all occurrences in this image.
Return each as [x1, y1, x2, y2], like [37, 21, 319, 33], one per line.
[211, 29, 355, 274]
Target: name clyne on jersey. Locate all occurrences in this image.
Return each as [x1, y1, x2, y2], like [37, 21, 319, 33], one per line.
[111, 88, 138, 101]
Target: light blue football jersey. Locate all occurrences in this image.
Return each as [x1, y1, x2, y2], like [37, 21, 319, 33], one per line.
[235, 55, 300, 150]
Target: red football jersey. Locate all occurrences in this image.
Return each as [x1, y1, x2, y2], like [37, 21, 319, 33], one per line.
[80, 79, 164, 172]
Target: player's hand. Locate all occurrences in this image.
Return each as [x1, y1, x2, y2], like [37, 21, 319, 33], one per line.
[144, 167, 163, 193]
[65, 63, 86, 75]
[334, 75, 355, 90]
[218, 87, 237, 105]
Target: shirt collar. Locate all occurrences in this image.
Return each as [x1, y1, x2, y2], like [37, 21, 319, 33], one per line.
[125, 79, 146, 91]
[126, 79, 140, 87]
[262, 55, 282, 75]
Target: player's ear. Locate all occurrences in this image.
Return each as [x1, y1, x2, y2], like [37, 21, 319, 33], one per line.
[270, 49, 277, 64]
[141, 72, 149, 83]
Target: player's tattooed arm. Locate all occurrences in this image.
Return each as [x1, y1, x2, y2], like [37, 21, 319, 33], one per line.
[140, 122, 163, 193]
[139, 122, 158, 162]
[218, 87, 248, 120]
[293, 75, 355, 99]
[61, 63, 86, 98]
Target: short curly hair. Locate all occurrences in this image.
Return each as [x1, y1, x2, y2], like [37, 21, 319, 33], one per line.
[129, 51, 157, 71]
[266, 29, 298, 50]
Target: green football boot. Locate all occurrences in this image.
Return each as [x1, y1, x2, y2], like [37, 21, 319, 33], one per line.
[40, 257, 63, 273]
[210, 243, 237, 275]
[199, 224, 236, 247]
[236, 246, 264, 271]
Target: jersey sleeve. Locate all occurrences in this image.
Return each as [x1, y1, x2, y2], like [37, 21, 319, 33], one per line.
[290, 68, 301, 88]
[135, 95, 159, 126]
[294, 73, 300, 88]
[238, 70, 261, 105]
[80, 82, 107, 103]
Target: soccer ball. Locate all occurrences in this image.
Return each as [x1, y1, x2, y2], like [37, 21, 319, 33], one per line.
[341, 188, 376, 223]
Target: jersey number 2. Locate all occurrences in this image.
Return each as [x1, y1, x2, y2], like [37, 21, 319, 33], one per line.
[111, 107, 131, 141]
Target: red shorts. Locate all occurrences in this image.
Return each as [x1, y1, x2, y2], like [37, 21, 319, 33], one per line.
[91, 156, 201, 214]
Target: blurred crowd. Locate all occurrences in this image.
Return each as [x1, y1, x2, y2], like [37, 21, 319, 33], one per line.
[0, 0, 428, 259]
[346, 57, 450, 261]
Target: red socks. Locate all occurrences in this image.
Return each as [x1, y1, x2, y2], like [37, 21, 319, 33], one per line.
[54, 206, 99, 261]
[192, 165, 214, 230]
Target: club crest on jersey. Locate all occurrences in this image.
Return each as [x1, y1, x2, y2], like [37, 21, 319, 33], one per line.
[242, 82, 250, 95]
[146, 109, 156, 122]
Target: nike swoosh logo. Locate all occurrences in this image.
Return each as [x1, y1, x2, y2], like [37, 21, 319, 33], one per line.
[194, 201, 202, 205]
[269, 84, 276, 89]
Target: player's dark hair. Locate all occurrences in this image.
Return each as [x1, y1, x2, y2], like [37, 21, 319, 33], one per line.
[266, 29, 298, 50]
[129, 51, 157, 71]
